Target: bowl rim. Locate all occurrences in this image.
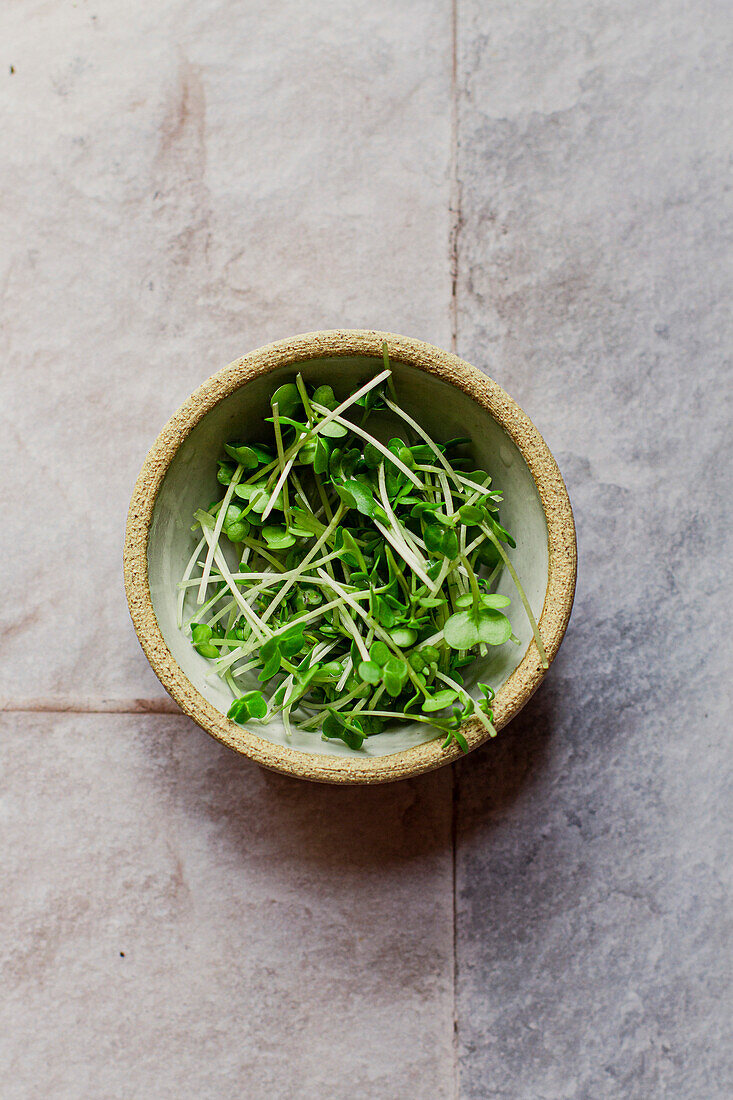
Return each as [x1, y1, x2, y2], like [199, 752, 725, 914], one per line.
[124, 329, 576, 784]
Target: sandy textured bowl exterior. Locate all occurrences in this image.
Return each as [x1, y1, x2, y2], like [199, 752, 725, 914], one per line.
[124, 330, 576, 784]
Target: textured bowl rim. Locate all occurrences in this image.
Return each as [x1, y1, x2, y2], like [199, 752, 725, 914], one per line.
[124, 330, 577, 784]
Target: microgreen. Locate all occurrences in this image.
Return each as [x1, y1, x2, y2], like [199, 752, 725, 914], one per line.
[178, 349, 546, 754]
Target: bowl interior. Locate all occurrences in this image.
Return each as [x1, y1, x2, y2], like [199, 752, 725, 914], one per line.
[147, 355, 549, 758]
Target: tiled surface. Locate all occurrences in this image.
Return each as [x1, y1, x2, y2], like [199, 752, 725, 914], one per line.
[0, 0, 453, 700]
[2, 0, 731, 1097]
[0, 714, 454, 1100]
[454, 1, 732, 1097]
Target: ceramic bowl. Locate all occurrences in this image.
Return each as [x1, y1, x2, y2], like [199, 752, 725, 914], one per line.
[124, 330, 576, 784]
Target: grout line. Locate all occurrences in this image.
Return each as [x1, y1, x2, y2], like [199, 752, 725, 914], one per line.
[0, 698, 182, 715]
[449, 0, 462, 356]
[450, 4, 461, 1097]
[451, 762, 460, 1100]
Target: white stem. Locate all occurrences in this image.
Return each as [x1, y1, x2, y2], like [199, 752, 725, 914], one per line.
[177, 536, 207, 628]
[481, 525, 548, 668]
[262, 371, 394, 520]
[256, 504, 346, 626]
[212, 590, 371, 673]
[435, 671, 496, 736]
[377, 461, 427, 566]
[335, 657, 353, 693]
[314, 571, 425, 693]
[197, 465, 243, 602]
[373, 519, 433, 588]
[199, 520, 269, 642]
[311, 404, 424, 490]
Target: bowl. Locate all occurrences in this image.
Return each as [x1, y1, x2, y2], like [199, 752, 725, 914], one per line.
[124, 330, 576, 784]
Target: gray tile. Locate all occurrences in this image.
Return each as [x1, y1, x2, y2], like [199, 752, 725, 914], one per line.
[0, 712, 454, 1099]
[0, 0, 453, 701]
[454, 1, 732, 1096]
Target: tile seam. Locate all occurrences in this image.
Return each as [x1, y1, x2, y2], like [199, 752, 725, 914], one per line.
[0, 698, 181, 714]
[449, 4, 461, 1096]
[449, 0, 461, 357]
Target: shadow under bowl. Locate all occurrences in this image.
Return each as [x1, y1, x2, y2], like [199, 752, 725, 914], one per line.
[124, 330, 576, 784]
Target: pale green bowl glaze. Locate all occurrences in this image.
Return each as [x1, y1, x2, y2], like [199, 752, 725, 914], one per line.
[124, 330, 576, 784]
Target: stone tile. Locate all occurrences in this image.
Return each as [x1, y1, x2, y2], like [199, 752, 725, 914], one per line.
[0, 0, 453, 700]
[0, 712, 454, 1099]
[454, 1, 732, 1096]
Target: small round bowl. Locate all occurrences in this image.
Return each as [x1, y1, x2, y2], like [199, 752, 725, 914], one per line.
[124, 330, 576, 784]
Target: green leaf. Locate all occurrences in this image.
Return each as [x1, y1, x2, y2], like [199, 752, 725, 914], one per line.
[258, 638, 282, 680]
[423, 524, 445, 554]
[358, 660, 382, 685]
[374, 595, 396, 629]
[444, 607, 513, 650]
[416, 595, 443, 609]
[408, 644, 440, 673]
[340, 448, 361, 479]
[262, 525, 296, 550]
[491, 520, 516, 549]
[363, 443, 382, 469]
[466, 470, 492, 486]
[222, 504, 250, 543]
[389, 626, 418, 648]
[422, 689, 458, 713]
[322, 710, 365, 750]
[454, 592, 510, 610]
[478, 682, 496, 714]
[475, 541, 501, 570]
[424, 523, 458, 559]
[227, 690, 268, 723]
[225, 519, 250, 542]
[313, 438, 331, 475]
[369, 640, 391, 667]
[277, 625, 306, 657]
[224, 443, 260, 469]
[249, 444, 274, 465]
[407, 503, 435, 519]
[452, 728, 470, 753]
[270, 383, 302, 418]
[317, 661, 343, 679]
[337, 528, 366, 570]
[312, 384, 337, 409]
[388, 437, 415, 469]
[234, 483, 271, 513]
[287, 518, 314, 538]
[442, 529, 459, 559]
[265, 414, 309, 433]
[191, 623, 218, 659]
[382, 658, 408, 697]
[358, 716, 385, 736]
[459, 503, 484, 525]
[319, 419, 348, 439]
[480, 593, 511, 608]
[336, 479, 378, 518]
[298, 440, 318, 464]
[409, 445, 436, 464]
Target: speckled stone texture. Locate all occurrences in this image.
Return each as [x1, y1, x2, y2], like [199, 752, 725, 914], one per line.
[454, 1, 732, 1097]
[0, 0, 453, 702]
[0, 714, 454, 1100]
[1, 0, 731, 1095]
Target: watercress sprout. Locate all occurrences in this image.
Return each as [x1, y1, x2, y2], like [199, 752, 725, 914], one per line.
[178, 351, 545, 753]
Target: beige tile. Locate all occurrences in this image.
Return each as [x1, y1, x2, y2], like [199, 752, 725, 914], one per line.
[0, 0, 453, 700]
[0, 712, 454, 1099]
